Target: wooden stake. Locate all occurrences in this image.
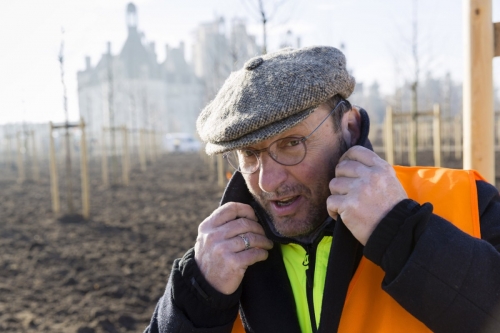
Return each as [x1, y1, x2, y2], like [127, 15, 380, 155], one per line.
[101, 128, 109, 187]
[122, 126, 130, 186]
[144, 130, 150, 164]
[205, 146, 212, 167]
[209, 154, 215, 180]
[49, 123, 60, 214]
[150, 130, 157, 163]
[454, 115, 462, 160]
[418, 121, 423, 150]
[433, 104, 442, 167]
[496, 113, 500, 151]
[31, 131, 40, 183]
[217, 154, 225, 188]
[63, 127, 75, 215]
[494, 22, 500, 57]
[395, 123, 402, 163]
[16, 132, 25, 184]
[199, 145, 205, 161]
[409, 113, 417, 166]
[426, 122, 432, 147]
[80, 119, 90, 219]
[443, 119, 450, 158]
[139, 129, 146, 172]
[463, 0, 494, 182]
[384, 106, 394, 165]
[4, 136, 10, 167]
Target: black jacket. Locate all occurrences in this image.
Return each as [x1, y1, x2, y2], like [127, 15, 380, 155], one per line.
[145, 110, 500, 333]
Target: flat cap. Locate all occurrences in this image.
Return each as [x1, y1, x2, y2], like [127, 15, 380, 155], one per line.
[196, 46, 355, 154]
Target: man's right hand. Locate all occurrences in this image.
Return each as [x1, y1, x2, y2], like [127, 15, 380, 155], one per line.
[194, 202, 273, 295]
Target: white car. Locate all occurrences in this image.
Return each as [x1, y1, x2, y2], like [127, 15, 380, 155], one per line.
[163, 133, 201, 152]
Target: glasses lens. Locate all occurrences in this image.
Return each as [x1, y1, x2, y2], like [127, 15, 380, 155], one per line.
[269, 137, 306, 166]
[224, 151, 240, 171]
[225, 137, 306, 174]
[225, 150, 259, 174]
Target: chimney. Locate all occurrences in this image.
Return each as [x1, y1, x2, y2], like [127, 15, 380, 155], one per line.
[165, 44, 170, 60]
[85, 56, 91, 70]
[107, 41, 112, 55]
[150, 42, 156, 53]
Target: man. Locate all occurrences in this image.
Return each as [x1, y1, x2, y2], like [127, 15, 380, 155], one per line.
[145, 46, 500, 332]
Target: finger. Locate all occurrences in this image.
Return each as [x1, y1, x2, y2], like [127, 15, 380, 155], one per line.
[208, 202, 258, 228]
[198, 217, 266, 248]
[220, 217, 267, 239]
[335, 159, 370, 178]
[338, 146, 381, 167]
[326, 194, 345, 218]
[329, 211, 339, 221]
[226, 232, 274, 253]
[233, 247, 270, 267]
[329, 177, 353, 195]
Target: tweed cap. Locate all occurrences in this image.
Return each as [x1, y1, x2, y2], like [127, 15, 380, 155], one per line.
[197, 46, 356, 154]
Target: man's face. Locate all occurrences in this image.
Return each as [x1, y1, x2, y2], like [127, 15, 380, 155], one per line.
[242, 104, 350, 238]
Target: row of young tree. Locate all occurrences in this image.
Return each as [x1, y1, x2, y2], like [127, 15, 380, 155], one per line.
[353, 73, 500, 126]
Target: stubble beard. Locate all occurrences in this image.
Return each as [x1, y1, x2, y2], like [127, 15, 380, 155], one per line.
[251, 137, 349, 238]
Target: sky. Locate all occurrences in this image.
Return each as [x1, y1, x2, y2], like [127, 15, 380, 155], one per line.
[0, 0, 499, 125]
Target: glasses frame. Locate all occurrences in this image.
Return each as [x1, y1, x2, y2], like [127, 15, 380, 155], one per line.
[223, 100, 346, 174]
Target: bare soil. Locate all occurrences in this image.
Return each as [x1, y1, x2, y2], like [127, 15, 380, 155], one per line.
[0, 153, 222, 333]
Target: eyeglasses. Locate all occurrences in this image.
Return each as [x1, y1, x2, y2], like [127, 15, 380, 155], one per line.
[223, 100, 346, 174]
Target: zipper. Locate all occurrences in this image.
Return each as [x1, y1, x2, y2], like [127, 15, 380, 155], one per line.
[305, 243, 318, 333]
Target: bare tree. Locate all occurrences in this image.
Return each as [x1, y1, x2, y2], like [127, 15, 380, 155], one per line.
[127, 83, 138, 155]
[58, 28, 74, 214]
[241, 0, 292, 54]
[409, 0, 419, 166]
[387, 0, 437, 166]
[107, 43, 119, 184]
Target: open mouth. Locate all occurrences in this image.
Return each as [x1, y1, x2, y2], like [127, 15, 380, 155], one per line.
[274, 196, 298, 207]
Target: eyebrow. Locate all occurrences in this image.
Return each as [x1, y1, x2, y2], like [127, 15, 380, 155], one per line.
[242, 133, 307, 152]
[239, 118, 314, 152]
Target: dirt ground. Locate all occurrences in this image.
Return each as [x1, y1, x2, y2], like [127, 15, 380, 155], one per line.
[0, 150, 499, 333]
[0, 153, 223, 333]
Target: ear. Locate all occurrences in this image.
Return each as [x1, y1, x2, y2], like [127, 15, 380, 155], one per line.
[341, 106, 361, 147]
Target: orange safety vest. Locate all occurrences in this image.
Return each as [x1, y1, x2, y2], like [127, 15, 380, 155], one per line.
[232, 166, 485, 333]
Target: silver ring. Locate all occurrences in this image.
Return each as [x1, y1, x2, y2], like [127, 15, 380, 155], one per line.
[239, 234, 250, 251]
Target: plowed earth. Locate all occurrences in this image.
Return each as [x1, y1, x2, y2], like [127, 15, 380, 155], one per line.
[0, 153, 222, 333]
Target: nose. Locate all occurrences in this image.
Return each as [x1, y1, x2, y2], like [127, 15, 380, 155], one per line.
[258, 152, 288, 193]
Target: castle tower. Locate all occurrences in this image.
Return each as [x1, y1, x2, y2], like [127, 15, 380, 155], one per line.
[126, 3, 138, 32]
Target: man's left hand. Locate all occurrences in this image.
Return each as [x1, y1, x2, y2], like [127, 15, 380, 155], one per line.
[327, 146, 408, 245]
